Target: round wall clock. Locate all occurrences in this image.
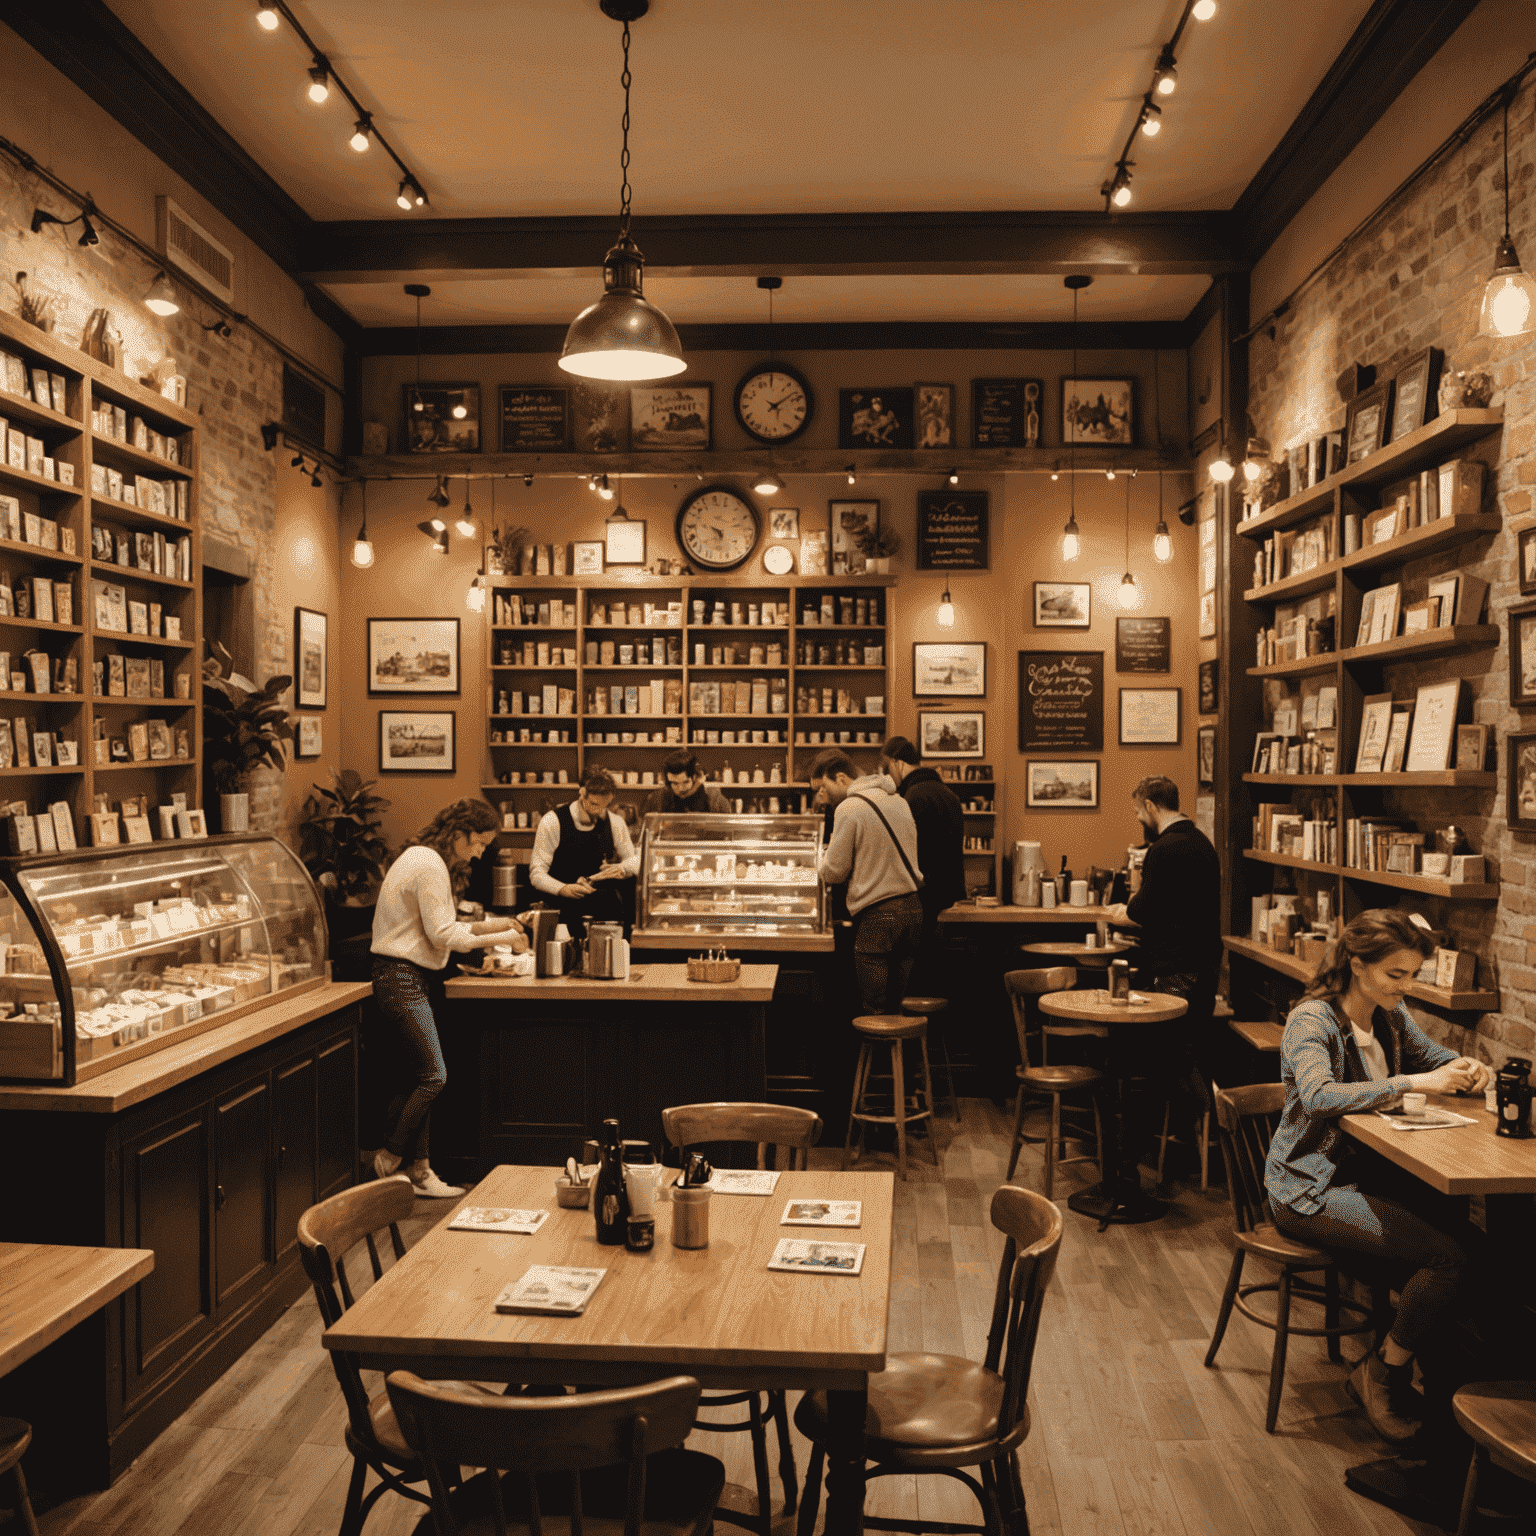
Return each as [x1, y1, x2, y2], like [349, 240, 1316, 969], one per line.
[676, 484, 761, 571]
[733, 362, 813, 444]
[763, 544, 794, 576]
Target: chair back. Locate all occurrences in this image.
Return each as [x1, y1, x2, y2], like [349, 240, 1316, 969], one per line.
[1211, 1082, 1286, 1233]
[1003, 968, 1076, 1070]
[386, 1371, 702, 1536]
[661, 1101, 822, 1171]
[983, 1185, 1063, 1445]
[297, 1175, 416, 1442]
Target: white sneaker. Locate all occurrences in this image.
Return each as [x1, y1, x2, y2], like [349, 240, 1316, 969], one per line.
[372, 1148, 402, 1180]
[408, 1166, 465, 1199]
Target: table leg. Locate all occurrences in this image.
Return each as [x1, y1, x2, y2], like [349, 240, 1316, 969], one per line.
[822, 1384, 867, 1536]
[1066, 1067, 1168, 1230]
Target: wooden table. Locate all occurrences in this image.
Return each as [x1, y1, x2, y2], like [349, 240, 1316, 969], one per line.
[1341, 1091, 1536, 1195]
[1039, 989, 1189, 1229]
[324, 1164, 891, 1536]
[940, 904, 1132, 925]
[0, 1244, 154, 1378]
[1021, 939, 1135, 967]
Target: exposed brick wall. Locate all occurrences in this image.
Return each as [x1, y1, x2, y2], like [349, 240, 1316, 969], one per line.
[1245, 76, 1536, 1065]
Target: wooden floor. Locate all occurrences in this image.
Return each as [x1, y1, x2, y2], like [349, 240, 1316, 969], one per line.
[35, 1100, 1441, 1536]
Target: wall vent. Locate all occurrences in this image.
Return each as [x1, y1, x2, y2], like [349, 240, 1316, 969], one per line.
[282, 364, 326, 451]
[155, 195, 234, 303]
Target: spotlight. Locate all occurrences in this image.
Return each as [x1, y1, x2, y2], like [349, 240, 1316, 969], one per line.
[594, 474, 615, 501]
[256, 4, 280, 29]
[349, 117, 372, 153]
[204, 319, 234, 339]
[427, 476, 452, 509]
[417, 519, 444, 541]
[291, 452, 306, 469]
[310, 467, 323, 488]
[1153, 46, 1178, 96]
[1050, 467, 1060, 482]
[455, 482, 477, 537]
[752, 469, 784, 496]
[935, 587, 955, 630]
[1177, 498, 1198, 527]
[143, 271, 179, 317]
[946, 469, 959, 486]
[397, 180, 414, 211]
[1106, 469, 1116, 481]
[1141, 100, 1162, 138]
[1106, 162, 1134, 208]
[1117, 571, 1139, 609]
[466, 574, 485, 613]
[1061, 513, 1081, 563]
[451, 401, 467, 420]
[260, 422, 279, 451]
[434, 529, 449, 555]
[307, 64, 330, 104]
[30, 205, 99, 246]
[845, 464, 857, 485]
[1192, 0, 1217, 18]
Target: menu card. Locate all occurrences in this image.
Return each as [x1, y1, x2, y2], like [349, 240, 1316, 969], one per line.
[495, 1265, 606, 1316]
[709, 1170, 780, 1196]
[781, 1199, 861, 1228]
[768, 1239, 865, 1276]
[449, 1207, 549, 1234]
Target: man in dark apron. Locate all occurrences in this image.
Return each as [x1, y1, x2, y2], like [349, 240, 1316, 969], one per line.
[530, 767, 639, 930]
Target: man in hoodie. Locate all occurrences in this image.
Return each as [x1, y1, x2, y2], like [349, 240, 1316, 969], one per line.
[880, 736, 965, 945]
[807, 747, 924, 1014]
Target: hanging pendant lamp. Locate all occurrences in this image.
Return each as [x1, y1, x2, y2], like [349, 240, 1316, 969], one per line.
[406, 284, 430, 414]
[560, 1, 685, 381]
[751, 276, 786, 495]
[1118, 471, 1139, 609]
[1480, 85, 1536, 339]
[1061, 276, 1092, 561]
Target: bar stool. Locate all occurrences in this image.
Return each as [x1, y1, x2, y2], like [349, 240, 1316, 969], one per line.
[844, 1014, 938, 1181]
[0, 1419, 40, 1536]
[900, 995, 959, 1121]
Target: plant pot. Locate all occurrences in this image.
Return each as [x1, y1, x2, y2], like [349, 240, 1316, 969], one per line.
[866, 556, 891, 574]
[219, 792, 250, 832]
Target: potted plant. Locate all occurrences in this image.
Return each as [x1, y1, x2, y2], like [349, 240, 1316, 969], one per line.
[490, 523, 533, 576]
[203, 641, 293, 831]
[855, 524, 900, 574]
[299, 769, 393, 938]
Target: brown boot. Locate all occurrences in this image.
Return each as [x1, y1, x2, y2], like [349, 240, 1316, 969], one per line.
[1346, 1348, 1422, 1443]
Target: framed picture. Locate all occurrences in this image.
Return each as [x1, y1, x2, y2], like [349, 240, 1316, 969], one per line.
[913, 642, 986, 698]
[1025, 760, 1099, 809]
[769, 507, 800, 539]
[296, 716, 323, 758]
[294, 606, 326, 709]
[1519, 528, 1536, 596]
[972, 378, 1043, 448]
[1456, 723, 1489, 771]
[499, 386, 569, 451]
[380, 711, 456, 773]
[1345, 379, 1393, 463]
[916, 491, 988, 570]
[918, 710, 984, 759]
[1115, 616, 1170, 673]
[1062, 378, 1132, 446]
[1197, 724, 1216, 787]
[572, 540, 604, 576]
[1033, 581, 1090, 629]
[604, 512, 647, 566]
[403, 382, 480, 454]
[368, 617, 460, 695]
[572, 381, 627, 453]
[915, 382, 954, 448]
[839, 388, 914, 450]
[1511, 733, 1536, 832]
[1355, 691, 1395, 773]
[1198, 658, 1219, 715]
[1390, 348, 1440, 444]
[829, 500, 879, 574]
[1513, 602, 1536, 707]
[1119, 687, 1181, 745]
[1199, 591, 1217, 638]
[630, 384, 712, 451]
[1018, 651, 1103, 751]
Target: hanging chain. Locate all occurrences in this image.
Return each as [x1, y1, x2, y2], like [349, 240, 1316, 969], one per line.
[1154, 347, 1163, 513]
[1502, 85, 1512, 240]
[618, 22, 633, 238]
[1069, 286, 1078, 512]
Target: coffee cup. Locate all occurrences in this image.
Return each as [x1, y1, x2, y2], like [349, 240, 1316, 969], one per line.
[1401, 1092, 1427, 1119]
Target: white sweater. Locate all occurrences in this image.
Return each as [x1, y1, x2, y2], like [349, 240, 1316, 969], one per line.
[370, 846, 478, 970]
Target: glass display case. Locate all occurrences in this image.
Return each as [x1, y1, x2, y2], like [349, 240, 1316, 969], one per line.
[637, 812, 826, 940]
[0, 834, 328, 1084]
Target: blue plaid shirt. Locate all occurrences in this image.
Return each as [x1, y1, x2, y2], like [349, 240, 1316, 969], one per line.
[1263, 996, 1456, 1216]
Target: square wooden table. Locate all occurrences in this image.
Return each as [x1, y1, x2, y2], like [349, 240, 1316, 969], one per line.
[1341, 1091, 1536, 1195]
[323, 1165, 892, 1536]
[0, 1243, 154, 1379]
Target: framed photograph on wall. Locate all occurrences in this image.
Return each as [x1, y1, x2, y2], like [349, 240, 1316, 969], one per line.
[380, 711, 455, 773]
[1390, 348, 1440, 444]
[838, 389, 914, 450]
[1199, 591, 1217, 638]
[1519, 528, 1536, 596]
[571, 540, 604, 576]
[1512, 602, 1536, 707]
[368, 617, 460, 695]
[829, 500, 879, 573]
[499, 386, 570, 451]
[972, 379, 1042, 448]
[1033, 581, 1090, 628]
[294, 606, 327, 708]
[1025, 761, 1099, 809]
[913, 642, 986, 698]
[603, 511, 647, 566]
[915, 382, 954, 448]
[1345, 379, 1393, 463]
[1198, 658, 1219, 715]
[629, 384, 712, 451]
[918, 710, 984, 759]
[296, 716, 323, 758]
[403, 383, 480, 454]
[1119, 687, 1181, 746]
[1511, 733, 1536, 831]
[1062, 378, 1132, 446]
[1197, 724, 1216, 787]
[769, 507, 801, 539]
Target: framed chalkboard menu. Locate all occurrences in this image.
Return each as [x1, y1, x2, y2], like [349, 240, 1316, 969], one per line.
[972, 378, 1043, 448]
[916, 490, 989, 569]
[1018, 651, 1104, 751]
[500, 386, 570, 451]
[1115, 616, 1170, 673]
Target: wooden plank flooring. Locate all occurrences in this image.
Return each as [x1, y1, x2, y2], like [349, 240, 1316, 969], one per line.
[37, 1100, 1437, 1536]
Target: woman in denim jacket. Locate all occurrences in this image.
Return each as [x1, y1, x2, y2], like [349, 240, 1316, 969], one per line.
[1264, 909, 1489, 1443]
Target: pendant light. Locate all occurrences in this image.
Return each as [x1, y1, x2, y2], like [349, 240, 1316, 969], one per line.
[1062, 275, 1091, 561]
[750, 277, 786, 496]
[935, 586, 955, 630]
[1241, 434, 1271, 482]
[455, 477, 477, 537]
[349, 480, 375, 569]
[1152, 352, 1172, 561]
[1480, 85, 1536, 339]
[406, 284, 430, 414]
[1208, 322, 1234, 482]
[559, 1, 685, 381]
[143, 271, 180, 316]
[1117, 471, 1139, 609]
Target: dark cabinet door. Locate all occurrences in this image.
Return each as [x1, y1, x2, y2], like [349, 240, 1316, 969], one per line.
[212, 1076, 273, 1316]
[317, 1028, 358, 1198]
[120, 1107, 212, 1403]
[273, 1052, 317, 1263]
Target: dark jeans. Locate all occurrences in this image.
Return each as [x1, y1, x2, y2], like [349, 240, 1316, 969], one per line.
[373, 956, 448, 1163]
[850, 893, 923, 1015]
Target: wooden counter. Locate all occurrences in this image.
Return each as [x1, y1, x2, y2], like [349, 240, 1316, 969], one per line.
[627, 928, 836, 954]
[939, 903, 1135, 926]
[0, 1244, 154, 1378]
[445, 963, 777, 1001]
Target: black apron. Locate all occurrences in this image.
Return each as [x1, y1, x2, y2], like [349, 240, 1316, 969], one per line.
[548, 802, 627, 929]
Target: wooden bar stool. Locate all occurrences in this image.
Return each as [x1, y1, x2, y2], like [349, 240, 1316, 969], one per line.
[1453, 1381, 1536, 1534]
[900, 995, 959, 1121]
[844, 1013, 938, 1180]
[0, 1419, 40, 1536]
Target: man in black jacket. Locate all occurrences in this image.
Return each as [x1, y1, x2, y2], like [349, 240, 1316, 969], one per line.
[880, 736, 965, 989]
[643, 751, 732, 815]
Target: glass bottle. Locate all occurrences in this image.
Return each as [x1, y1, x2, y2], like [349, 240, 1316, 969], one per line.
[593, 1118, 630, 1244]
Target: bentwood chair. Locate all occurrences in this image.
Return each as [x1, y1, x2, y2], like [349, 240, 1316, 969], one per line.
[1452, 1381, 1536, 1534]
[661, 1102, 821, 1536]
[1204, 1083, 1387, 1433]
[0, 1420, 39, 1535]
[298, 1176, 497, 1536]
[386, 1372, 725, 1536]
[795, 1185, 1063, 1536]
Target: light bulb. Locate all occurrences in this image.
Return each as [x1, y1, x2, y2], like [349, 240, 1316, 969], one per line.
[451, 403, 467, 420]
[1106, 469, 1116, 481]
[752, 470, 784, 496]
[1118, 573, 1139, 609]
[144, 272, 180, 316]
[1480, 242, 1536, 338]
[307, 68, 329, 104]
[466, 579, 485, 613]
[256, 6, 279, 30]
[1153, 521, 1172, 563]
[846, 468, 857, 486]
[349, 121, 371, 153]
[935, 589, 955, 630]
[1156, 64, 1177, 96]
[350, 533, 374, 569]
[1141, 115, 1161, 138]
[1209, 455, 1235, 484]
[455, 514, 476, 538]
[1192, 0, 1217, 18]
[947, 470, 959, 486]
[595, 475, 614, 500]
[412, 398, 424, 413]
[397, 182, 414, 211]
[1061, 516, 1081, 562]
[1242, 459, 1264, 483]
[1112, 181, 1133, 208]
[429, 516, 446, 533]
[1050, 469, 1060, 482]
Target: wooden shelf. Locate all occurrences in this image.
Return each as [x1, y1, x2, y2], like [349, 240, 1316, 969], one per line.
[91, 696, 192, 708]
[0, 461, 81, 499]
[1244, 558, 1343, 603]
[689, 664, 789, 672]
[0, 389, 82, 439]
[1244, 771, 1496, 788]
[0, 536, 82, 567]
[1225, 936, 1496, 1013]
[0, 615, 83, 635]
[91, 632, 195, 651]
[494, 574, 895, 590]
[1347, 511, 1501, 575]
[94, 758, 196, 772]
[793, 664, 886, 671]
[1243, 849, 1498, 900]
[1247, 624, 1501, 678]
[6, 764, 84, 776]
[90, 433, 194, 482]
[89, 560, 194, 591]
[89, 501, 193, 538]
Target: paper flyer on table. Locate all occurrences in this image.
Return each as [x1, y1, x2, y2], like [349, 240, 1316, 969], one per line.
[495, 1265, 606, 1315]
[780, 1199, 861, 1227]
[1373, 1108, 1478, 1132]
[767, 1238, 865, 1275]
[709, 1169, 780, 1195]
[448, 1207, 549, 1234]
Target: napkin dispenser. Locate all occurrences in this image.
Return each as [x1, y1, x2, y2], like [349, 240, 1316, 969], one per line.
[586, 921, 625, 978]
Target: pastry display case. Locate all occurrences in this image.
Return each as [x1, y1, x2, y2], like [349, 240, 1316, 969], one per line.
[637, 812, 826, 940]
[0, 833, 328, 1083]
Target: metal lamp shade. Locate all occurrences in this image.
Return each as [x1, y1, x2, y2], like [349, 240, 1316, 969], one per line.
[560, 236, 685, 381]
[1480, 237, 1536, 339]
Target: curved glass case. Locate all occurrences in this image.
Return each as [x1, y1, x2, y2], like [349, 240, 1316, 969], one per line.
[637, 812, 825, 939]
[0, 833, 327, 1083]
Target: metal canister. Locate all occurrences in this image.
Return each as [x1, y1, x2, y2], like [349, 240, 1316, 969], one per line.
[1495, 1057, 1533, 1139]
[1108, 958, 1131, 1004]
[492, 851, 519, 910]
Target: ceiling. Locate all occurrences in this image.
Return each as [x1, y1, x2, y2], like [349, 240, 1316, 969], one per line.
[99, 0, 1381, 330]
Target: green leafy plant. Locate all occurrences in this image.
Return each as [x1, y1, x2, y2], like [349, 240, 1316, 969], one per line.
[300, 769, 392, 903]
[854, 523, 900, 558]
[202, 640, 293, 795]
[491, 523, 532, 574]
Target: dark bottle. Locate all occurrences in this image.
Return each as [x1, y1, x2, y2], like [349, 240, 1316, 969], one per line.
[593, 1118, 630, 1244]
[1058, 855, 1073, 901]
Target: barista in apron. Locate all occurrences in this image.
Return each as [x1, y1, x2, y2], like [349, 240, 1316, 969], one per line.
[530, 767, 639, 930]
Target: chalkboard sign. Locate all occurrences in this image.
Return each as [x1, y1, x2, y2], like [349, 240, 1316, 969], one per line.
[972, 378, 1043, 448]
[500, 386, 570, 451]
[916, 490, 989, 569]
[1115, 616, 1170, 673]
[1018, 650, 1104, 751]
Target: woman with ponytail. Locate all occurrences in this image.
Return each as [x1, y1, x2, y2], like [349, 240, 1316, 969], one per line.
[1264, 908, 1489, 1444]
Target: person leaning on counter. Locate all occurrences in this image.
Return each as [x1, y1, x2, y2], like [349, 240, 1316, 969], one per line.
[643, 750, 732, 814]
[530, 766, 641, 929]
[879, 736, 965, 965]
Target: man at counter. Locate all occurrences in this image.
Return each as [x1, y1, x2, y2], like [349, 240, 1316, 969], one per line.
[643, 750, 732, 815]
[807, 748, 924, 1013]
[879, 736, 965, 957]
[530, 767, 640, 930]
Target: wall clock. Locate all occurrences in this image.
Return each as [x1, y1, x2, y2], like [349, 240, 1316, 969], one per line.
[733, 362, 813, 445]
[763, 544, 794, 576]
[676, 484, 760, 571]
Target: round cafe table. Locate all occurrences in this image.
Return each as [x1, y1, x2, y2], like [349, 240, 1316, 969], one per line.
[1038, 988, 1189, 1230]
[1021, 939, 1136, 968]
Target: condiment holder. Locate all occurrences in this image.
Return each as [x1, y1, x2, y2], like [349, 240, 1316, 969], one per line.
[555, 1177, 589, 1209]
[687, 948, 741, 984]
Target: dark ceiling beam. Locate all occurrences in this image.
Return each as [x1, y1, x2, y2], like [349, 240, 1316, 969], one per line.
[1233, 0, 1483, 260]
[300, 210, 1245, 284]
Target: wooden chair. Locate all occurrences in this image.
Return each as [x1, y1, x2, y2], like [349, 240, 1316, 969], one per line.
[661, 1102, 821, 1536]
[1204, 1083, 1385, 1433]
[1453, 1381, 1536, 1534]
[0, 1419, 39, 1536]
[844, 1014, 939, 1181]
[902, 995, 960, 1121]
[1003, 968, 1102, 1199]
[298, 1175, 494, 1536]
[794, 1185, 1063, 1536]
[384, 1371, 725, 1536]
